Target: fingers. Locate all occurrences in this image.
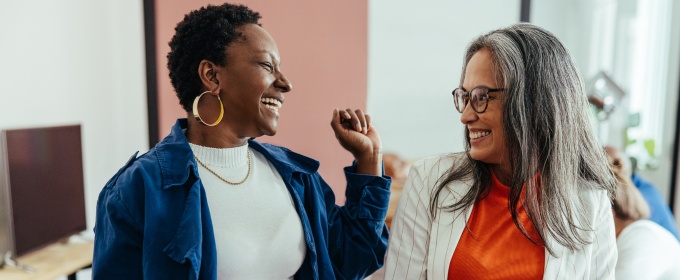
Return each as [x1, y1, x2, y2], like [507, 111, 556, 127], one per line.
[343, 109, 360, 132]
[331, 108, 371, 135]
[365, 113, 372, 131]
[331, 108, 356, 133]
[330, 108, 344, 133]
[343, 108, 370, 134]
[354, 109, 369, 134]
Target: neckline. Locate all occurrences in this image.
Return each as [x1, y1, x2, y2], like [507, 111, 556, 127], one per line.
[189, 142, 249, 168]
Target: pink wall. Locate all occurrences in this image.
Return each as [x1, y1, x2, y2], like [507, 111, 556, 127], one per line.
[155, 1, 368, 202]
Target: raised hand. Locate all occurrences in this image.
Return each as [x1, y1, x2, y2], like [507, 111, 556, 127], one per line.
[330, 108, 382, 176]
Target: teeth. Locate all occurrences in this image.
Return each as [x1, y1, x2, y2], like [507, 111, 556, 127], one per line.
[260, 97, 282, 109]
[469, 131, 490, 139]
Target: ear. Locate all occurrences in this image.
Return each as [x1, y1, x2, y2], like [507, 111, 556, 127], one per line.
[198, 59, 220, 95]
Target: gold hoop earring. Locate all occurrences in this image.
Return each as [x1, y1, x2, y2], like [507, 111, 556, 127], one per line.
[192, 91, 224, 126]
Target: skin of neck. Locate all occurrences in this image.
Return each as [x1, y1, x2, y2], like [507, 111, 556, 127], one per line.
[613, 212, 636, 238]
[185, 114, 249, 148]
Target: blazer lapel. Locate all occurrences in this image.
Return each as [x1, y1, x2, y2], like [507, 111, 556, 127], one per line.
[543, 216, 580, 280]
[428, 181, 474, 280]
[425, 174, 579, 280]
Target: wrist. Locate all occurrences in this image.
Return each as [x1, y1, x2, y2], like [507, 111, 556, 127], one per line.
[354, 150, 382, 176]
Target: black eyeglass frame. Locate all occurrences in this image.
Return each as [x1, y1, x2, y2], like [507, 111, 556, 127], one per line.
[452, 86, 504, 113]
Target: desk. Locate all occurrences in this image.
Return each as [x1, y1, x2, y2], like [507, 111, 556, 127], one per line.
[0, 240, 93, 280]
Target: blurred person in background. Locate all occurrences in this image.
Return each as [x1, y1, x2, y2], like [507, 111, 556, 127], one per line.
[382, 153, 411, 229]
[610, 168, 680, 279]
[605, 145, 680, 240]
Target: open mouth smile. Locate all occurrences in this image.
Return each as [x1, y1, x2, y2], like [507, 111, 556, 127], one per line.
[260, 97, 283, 111]
[469, 130, 490, 139]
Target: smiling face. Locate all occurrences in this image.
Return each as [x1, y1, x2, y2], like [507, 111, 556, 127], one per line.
[460, 48, 509, 169]
[213, 24, 292, 138]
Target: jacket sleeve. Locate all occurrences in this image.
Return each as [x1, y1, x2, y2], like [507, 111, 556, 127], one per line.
[320, 163, 391, 279]
[383, 164, 430, 280]
[590, 190, 618, 280]
[92, 156, 144, 279]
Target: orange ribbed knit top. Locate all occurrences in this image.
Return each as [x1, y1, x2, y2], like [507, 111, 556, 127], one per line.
[448, 171, 545, 279]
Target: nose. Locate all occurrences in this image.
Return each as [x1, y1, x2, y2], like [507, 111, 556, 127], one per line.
[276, 72, 292, 93]
[460, 101, 478, 125]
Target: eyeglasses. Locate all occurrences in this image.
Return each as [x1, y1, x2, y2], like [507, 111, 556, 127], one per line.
[452, 86, 504, 113]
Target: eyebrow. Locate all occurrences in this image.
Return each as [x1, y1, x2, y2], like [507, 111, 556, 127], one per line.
[460, 84, 499, 91]
[253, 50, 280, 64]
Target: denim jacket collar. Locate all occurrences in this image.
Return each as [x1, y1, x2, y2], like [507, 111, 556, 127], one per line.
[155, 118, 320, 190]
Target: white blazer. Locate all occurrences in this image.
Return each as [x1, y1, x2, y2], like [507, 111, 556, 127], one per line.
[383, 153, 617, 280]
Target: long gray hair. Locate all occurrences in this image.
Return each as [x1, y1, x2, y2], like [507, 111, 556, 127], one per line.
[431, 23, 617, 255]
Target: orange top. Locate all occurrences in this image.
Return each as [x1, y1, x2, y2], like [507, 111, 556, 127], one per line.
[448, 171, 545, 280]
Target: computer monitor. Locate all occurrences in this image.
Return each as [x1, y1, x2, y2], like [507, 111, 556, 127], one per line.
[0, 124, 86, 258]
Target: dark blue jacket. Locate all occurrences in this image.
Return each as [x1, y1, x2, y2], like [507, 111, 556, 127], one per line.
[632, 173, 680, 240]
[93, 119, 391, 279]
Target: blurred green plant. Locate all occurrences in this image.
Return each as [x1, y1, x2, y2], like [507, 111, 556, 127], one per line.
[624, 112, 657, 170]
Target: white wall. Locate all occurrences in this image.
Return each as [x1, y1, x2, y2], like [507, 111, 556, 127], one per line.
[530, 0, 597, 77]
[0, 0, 148, 240]
[367, 0, 521, 160]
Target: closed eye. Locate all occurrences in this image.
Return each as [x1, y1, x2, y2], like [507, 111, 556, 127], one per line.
[259, 62, 274, 73]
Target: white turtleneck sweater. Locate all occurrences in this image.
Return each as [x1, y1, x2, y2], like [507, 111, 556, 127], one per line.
[189, 142, 306, 280]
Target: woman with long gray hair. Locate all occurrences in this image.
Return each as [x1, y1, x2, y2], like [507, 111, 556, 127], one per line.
[384, 23, 618, 279]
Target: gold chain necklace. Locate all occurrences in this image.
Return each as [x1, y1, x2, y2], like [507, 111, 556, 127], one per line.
[194, 149, 251, 185]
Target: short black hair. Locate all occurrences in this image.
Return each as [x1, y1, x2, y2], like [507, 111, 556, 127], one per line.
[167, 3, 261, 112]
